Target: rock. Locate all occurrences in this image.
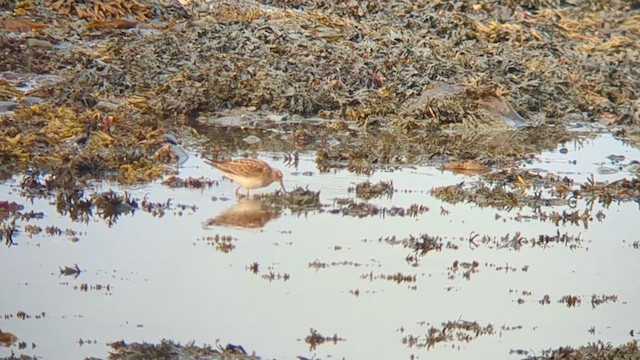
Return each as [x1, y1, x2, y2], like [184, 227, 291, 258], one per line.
[95, 101, 121, 111]
[27, 38, 53, 49]
[266, 113, 290, 122]
[243, 135, 261, 144]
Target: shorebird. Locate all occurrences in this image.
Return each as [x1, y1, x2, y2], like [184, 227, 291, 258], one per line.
[478, 94, 530, 128]
[205, 158, 285, 197]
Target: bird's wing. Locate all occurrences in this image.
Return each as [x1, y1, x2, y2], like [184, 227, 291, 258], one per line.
[205, 159, 271, 177]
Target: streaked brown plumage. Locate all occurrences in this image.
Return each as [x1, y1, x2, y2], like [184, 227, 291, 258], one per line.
[205, 158, 285, 197]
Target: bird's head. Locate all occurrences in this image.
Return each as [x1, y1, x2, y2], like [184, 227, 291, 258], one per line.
[273, 169, 286, 192]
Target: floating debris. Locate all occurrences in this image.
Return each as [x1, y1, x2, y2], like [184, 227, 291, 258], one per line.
[197, 234, 237, 253]
[515, 293, 620, 309]
[59, 263, 82, 278]
[246, 262, 290, 283]
[348, 180, 394, 200]
[255, 186, 322, 214]
[331, 198, 429, 218]
[304, 328, 345, 351]
[108, 339, 259, 360]
[360, 271, 417, 287]
[308, 259, 370, 270]
[162, 176, 217, 189]
[558, 295, 582, 308]
[433, 169, 640, 214]
[402, 320, 496, 350]
[523, 340, 640, 360]
[259, 271, 290, 282]
[448, 260, 481, 280]
[11, 178, 196, 229]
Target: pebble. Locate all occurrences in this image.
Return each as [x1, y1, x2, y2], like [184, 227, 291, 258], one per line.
[267, 113, 290, 122]
[27, 38, 53, 49]
[243, 135, 261, 144]
[95, 101, 120, 111]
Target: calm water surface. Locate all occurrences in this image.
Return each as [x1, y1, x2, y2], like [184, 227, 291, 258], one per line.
[0, 134, 639, 359]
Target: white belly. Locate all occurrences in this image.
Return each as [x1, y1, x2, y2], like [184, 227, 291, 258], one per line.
[225, 174, 271, 190]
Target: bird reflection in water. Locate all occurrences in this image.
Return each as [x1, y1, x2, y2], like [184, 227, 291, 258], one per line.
[205, 198, 281, 229]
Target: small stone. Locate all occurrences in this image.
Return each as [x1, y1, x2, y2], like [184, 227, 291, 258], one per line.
[267, 113, 290, 122]
[94, 101, 120, 111]
[290, 114, 305, 122]
[27, 38, 53, 49]
[243, 135, 261, 144]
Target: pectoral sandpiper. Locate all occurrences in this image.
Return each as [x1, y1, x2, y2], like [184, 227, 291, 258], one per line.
[205, 158, 285, 197]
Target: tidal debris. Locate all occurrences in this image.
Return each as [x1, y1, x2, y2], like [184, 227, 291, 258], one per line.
[255, 186, 322, 214]
[162, 176, 218, 189]
[523, 340, 640, 360]
[58, 263, 81, 278]
[107, 339, 259, 360]
[246, 263, 290, 282]
[331, 198, 429, 218]
[74, 283, 112, 295]
[376, 230, 583, 269]
[197, 234, 237, 253]
[348, 180, 394, 200]
[16, 174, 196, 226]
[304, 328, 345, 351]
[360, 271, 417, 289]
[402, 320, 497, 350]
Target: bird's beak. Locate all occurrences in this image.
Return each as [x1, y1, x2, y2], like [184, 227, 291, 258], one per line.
[279, 179, 286, 193]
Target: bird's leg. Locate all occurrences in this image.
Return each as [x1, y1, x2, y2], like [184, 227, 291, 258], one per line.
[235, 186, 241, 197]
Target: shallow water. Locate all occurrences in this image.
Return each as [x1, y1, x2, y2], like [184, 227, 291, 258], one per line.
[1, 133, 639, 359]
